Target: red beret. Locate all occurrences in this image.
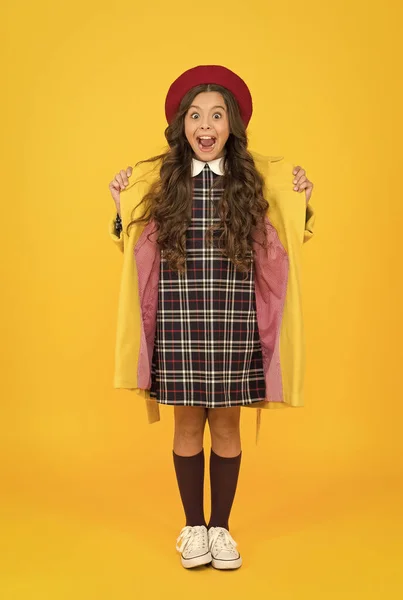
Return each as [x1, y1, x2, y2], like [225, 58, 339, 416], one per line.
[165, 65, 253, 127]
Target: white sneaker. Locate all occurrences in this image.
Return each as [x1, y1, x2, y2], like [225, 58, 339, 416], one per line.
[176, 525, 212, 568]
[208, 526, 242, 569]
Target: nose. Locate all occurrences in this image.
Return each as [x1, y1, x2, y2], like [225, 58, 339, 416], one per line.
[200, 118, 212, 130]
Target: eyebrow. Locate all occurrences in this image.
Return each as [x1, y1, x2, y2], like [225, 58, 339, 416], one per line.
[189, 105, 227, 111]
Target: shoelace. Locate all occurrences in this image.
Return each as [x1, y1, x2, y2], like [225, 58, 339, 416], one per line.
[208, 527, 238, 553]
[176, 525, 207, 553]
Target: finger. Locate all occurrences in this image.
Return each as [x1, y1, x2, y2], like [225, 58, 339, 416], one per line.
[292, 165, 301, 176]
[120, 169, 130, 187]
[115, 173, 127, 190]
[109, 180, 121, 192]
[297, 181, 310, 192]
[126, 166, 133, 177]
[294, 175, 307, 190]
[293, 169, 305, 184]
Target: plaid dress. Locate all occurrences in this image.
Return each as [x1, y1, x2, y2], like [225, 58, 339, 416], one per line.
[149, 163, 267, 408]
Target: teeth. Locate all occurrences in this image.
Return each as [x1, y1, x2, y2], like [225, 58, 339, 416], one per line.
[199, 136, 214, 139]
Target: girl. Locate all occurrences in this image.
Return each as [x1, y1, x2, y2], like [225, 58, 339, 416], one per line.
[108, 65, 315, 571]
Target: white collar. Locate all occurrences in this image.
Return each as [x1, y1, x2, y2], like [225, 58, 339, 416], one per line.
[191, 157, 224, 177]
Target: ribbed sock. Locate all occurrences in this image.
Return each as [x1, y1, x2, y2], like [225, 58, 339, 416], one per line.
[172, 448, 207, 527]
[207, 448, 242, 532]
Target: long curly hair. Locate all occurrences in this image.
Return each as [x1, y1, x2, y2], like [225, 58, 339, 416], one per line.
[126, 83, 270, 277]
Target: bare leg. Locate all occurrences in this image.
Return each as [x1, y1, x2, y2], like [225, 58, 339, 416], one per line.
[173, 406, 207, 456]
[207, 406, 241, 457]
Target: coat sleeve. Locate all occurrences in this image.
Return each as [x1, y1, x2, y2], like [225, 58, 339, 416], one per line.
[265, 157, 316, 247]
[304, 201, 315, 244]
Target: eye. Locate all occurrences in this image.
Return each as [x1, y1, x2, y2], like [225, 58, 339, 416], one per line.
[213, 113, 222, 119]
[190, 113, 222, 120]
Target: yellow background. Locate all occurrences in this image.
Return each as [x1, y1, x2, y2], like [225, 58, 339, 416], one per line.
[1, 0, 402, 597]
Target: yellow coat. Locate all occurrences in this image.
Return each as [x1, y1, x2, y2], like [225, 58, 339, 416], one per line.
[109, 151, 315, 444]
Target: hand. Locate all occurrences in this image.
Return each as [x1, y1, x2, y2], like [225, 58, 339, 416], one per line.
[292, 166, 313, 205]
[109, 166, 133, 212]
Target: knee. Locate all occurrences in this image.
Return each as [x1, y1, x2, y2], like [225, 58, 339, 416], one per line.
[174, 408, 206, 451]
[209, 420, 240, 445]
[175, 421, 205, 443]
[209, 419, 241, 457]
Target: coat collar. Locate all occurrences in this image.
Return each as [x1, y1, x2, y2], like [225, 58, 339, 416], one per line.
[191, 157, 224, 177]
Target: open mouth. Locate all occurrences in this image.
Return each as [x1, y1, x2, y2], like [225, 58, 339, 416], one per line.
[197, 135, 217, 152]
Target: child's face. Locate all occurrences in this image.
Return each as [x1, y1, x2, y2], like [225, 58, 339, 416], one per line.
[184, 91, 230, 162]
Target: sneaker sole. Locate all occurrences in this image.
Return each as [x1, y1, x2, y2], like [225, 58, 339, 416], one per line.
[181, 551, 212, 568]
[211, 556, 242, 570]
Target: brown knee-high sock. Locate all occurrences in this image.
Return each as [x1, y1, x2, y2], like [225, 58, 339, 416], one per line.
[172, 449, 207, 528]
[208, 448, 242, 532]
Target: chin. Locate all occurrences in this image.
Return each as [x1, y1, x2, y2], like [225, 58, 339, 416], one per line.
[193, 146, 222, 162]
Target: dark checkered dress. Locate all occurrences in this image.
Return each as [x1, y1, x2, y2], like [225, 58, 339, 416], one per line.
[149, 163, 267, 407]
